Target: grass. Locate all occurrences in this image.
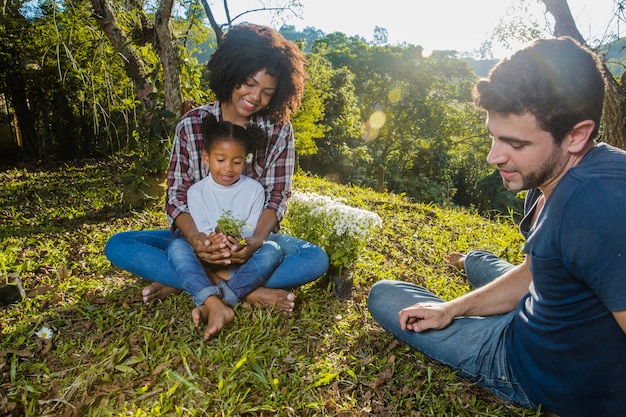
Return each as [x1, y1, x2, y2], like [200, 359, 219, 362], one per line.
[0, 158, 550, 416]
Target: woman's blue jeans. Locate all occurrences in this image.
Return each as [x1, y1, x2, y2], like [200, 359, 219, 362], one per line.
[166, 236, 284, 307]
[104, 229, 329, 301]
[367, 251, 534, 408]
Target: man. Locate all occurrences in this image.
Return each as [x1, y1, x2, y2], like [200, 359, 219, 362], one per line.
[367, 37, 626, 417]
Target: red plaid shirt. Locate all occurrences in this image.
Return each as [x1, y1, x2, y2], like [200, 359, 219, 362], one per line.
[165, 101, 295, 227]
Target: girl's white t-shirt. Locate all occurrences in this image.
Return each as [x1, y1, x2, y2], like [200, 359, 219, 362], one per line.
[187, 174, 265, 237]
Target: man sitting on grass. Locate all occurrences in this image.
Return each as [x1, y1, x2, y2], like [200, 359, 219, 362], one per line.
[368, 37, 626, 417]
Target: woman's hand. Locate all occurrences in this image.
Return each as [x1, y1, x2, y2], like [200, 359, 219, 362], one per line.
[192, 232, 232, 265]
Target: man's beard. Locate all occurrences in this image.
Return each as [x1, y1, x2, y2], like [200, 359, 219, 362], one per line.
[504, 143, 565, 192]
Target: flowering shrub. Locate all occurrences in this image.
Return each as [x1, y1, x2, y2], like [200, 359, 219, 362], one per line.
[284, 192, 383, 274]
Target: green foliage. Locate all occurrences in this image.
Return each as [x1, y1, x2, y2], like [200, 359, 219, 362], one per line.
[290, 52, 333, 156]
[120, 103, 176, 207]
[303, 33, 495, 209]
[1, 5, 522, 216]
[216, 210, 247, 245]
[0, 160, 554, 416]
[297, 62, 363, 178]
[1, 0, 141, 158]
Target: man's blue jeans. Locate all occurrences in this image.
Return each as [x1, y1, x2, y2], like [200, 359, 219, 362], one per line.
[462, 250, 516, 288]
[166, 236, 283, 307]
[367, 251, 535, 409]
[104, 229, 329, 297]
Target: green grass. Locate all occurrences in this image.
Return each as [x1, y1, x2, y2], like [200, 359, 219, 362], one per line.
[0, 158, 550, 416]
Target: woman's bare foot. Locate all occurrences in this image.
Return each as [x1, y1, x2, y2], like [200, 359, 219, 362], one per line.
[446, 252, 466, 270]
[142, 282, 182, 303]
[245, 287, 296, 312]
[192, 296, 235, 339]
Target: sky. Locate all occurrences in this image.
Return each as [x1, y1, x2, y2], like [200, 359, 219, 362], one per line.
[215, 0, 622, 57]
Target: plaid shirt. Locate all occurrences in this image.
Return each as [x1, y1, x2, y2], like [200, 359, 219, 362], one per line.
[165, 101, 295, 227]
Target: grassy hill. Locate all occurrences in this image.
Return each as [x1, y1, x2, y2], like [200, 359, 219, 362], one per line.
[0, 158, 552, 416]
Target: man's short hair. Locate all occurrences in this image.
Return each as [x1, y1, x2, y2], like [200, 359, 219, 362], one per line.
[474, 37, 605, 143]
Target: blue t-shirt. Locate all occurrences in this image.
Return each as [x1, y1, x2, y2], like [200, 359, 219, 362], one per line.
[506, 143, 626, 417]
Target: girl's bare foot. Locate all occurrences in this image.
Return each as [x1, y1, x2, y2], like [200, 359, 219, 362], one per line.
[142, 282, 182, 303]
[245, 287, 296, 312]
[446, 252, 466, 270]
[192, 296, 235, 339]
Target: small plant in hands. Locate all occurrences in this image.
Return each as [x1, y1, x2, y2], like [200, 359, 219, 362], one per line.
[216, 210, 248, 246]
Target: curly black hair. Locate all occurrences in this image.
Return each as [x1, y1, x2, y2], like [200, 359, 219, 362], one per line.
[206, 23, 307, 125]
[474, 37, 604, 144]
[201, 114, 267, 156]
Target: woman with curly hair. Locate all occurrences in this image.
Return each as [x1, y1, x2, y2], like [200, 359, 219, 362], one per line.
[105, 23, 329, 338]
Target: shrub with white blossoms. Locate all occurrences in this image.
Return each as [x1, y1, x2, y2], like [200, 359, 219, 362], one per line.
[285, 192, 383, 274]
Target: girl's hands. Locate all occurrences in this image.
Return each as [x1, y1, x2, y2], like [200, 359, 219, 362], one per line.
[224, 235, 263, 264]
[191, 231, 259, 266]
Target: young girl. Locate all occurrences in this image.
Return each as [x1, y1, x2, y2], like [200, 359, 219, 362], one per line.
[167, 115, 283, 338]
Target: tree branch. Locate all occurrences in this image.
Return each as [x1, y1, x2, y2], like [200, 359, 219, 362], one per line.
[90, 0, 154, 110]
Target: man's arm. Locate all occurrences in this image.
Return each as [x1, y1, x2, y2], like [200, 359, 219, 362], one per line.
[613, 310, 626, 335]
[400, 256, 532, 332]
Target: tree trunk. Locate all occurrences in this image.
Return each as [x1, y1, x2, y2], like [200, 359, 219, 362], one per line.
[5, 72, 38, 157]
[90, 0, 155, 112]
[541, 0, 626, 149]
[155, 0, 183, 116]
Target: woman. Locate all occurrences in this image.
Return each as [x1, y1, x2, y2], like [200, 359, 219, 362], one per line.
[105, 23, 329, 337]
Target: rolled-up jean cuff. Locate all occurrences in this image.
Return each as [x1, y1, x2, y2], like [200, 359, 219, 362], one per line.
[218, 280, 239, 307]
[192, 285, 221, 307]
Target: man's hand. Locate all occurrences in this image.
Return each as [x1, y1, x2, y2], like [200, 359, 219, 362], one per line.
[398, 302, 456, 332]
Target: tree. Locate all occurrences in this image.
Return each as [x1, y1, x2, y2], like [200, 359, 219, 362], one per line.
[200, 0, 302, 45]
[372, 26, 388, 46]
[280, 25, 325, 52]
[90, 0, 176, 114]
[290, 52, 333, 157]
[540, 0, 626, 150]
[1, 0, 41, 156]
[0, 0, 142, 158]
[308, 34, 483, 205]
[297, 61, 362, 179]
[491, 0, 626, 150]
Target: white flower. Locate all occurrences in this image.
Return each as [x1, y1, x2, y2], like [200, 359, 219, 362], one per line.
[35, 327, 54, 339]
[245, 153, 253, 164]
[287, 191, 383, 270]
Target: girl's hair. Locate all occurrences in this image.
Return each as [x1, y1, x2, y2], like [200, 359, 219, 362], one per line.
[206, 23, 307, 125]
[201, 114, 267, 156]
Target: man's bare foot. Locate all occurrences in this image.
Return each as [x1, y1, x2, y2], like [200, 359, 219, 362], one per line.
[446, 252, 466, 270]
[142, 282, 182, 303]
[192, 296, 235, 339]
[244, 287, 296, 312]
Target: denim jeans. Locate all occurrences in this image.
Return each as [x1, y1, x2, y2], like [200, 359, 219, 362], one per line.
[367, 279, 533, 409]
[166, 236, 283, 307]
[104, 229, 329, 292]
[463, 250, 516, 288]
